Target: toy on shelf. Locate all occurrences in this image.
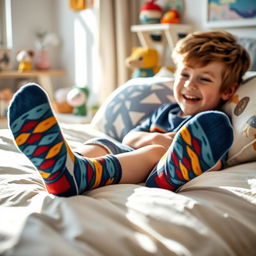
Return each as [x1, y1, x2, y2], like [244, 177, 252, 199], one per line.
[16, 50, 34, 72]
[66, 86, 89, 116]
[53, 88, 73, 114]
[140, 0, 163, 24]
[126, 47, 160, 78]
[161, 9, 180, 24]
[0, 49, 11, 71]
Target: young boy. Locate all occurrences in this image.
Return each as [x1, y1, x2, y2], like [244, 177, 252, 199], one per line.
[8, 30, 250, 196]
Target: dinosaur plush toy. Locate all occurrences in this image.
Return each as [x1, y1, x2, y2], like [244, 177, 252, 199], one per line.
[126, 47, 160, 78]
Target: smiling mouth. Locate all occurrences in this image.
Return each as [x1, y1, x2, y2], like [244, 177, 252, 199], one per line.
[183, 94, 201, 102]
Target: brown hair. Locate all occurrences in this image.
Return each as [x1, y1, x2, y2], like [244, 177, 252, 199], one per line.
[172, 30, 251, 92]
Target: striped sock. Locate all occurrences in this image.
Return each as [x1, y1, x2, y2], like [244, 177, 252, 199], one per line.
[145, 111, 234, 191]
[8, 84, 122, 197]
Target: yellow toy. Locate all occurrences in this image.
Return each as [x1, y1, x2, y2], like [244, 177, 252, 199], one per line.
[16, 50, 34, 72]
[126, 47, 160, 78]
[161, 9, 180, 24]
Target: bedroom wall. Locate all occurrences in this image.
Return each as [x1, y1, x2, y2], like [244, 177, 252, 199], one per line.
[9, 0, 60, 69]
[2, 0, 256, 95]
[183, 0, 256, 38]
[0, 0, 64, 92]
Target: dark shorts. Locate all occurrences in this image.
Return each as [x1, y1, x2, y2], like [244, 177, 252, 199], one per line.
[84, 138, 134, 155]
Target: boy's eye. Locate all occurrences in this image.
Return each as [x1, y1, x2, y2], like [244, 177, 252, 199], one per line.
[181, 73, 189, 78]
[199, 77, 212, 82]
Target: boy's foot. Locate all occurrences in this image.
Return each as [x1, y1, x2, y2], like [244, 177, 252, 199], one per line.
[145, 111, 234, 191]
[8, 84, 122, 197]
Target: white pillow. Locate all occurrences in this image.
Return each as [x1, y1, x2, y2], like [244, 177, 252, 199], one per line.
[222, 73, 256, 166]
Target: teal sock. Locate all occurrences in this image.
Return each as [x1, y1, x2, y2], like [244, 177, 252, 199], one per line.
[145, 111, 234, 191]
[8, 84, 122, 197]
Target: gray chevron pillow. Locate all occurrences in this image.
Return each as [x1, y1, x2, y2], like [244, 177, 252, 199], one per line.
[91, 77, 175, 141]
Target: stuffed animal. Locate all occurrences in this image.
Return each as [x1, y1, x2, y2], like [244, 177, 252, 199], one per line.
[126, 47, 160, 78]
[16, 50, 34, 72]
[53, 88, 73, 114]
[0, 50, 11, 71]
[139, 0, 163, 24]
[161, 9, 180, 24]
[66, 86, 89, 116]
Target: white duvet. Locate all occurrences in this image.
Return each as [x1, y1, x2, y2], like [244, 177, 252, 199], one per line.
[0, 124, 256, 256]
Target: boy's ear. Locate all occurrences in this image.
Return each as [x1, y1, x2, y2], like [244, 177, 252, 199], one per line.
[221, 83, 238, 101]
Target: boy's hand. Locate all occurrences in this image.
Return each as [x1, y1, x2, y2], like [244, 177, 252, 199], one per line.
[122, 131, 176, 150]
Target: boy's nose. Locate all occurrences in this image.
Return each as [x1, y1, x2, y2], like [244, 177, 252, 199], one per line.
[184, 79, 197, 89]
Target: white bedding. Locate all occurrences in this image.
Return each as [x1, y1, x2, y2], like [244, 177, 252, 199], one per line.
[0, 124, 256, 256]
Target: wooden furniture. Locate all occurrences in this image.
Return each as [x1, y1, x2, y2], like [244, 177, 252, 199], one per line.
[0, 70, 65, 128]
[0, 69, 65, 100]
[131, 23, 193, 65]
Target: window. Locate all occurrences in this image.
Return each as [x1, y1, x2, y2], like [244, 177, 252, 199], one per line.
[0, 0, 12, 48]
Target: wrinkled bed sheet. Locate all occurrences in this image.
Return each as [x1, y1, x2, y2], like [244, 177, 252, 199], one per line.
[0, 124, 255, 256]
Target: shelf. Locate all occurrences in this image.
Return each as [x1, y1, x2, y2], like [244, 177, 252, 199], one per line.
[131, 23, 192, 48]
[0, 70, 65, 78]
[0, 69, 65, 100]
[131, 23, 193, 65]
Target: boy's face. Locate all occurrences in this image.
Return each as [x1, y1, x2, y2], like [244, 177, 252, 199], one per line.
[173, 61, 233, 116]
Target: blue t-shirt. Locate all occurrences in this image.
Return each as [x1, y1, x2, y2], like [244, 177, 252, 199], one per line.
[133, 103, 193, 133]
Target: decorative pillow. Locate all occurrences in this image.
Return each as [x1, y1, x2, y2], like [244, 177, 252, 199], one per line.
[91, 77, 175, 141]
[222, 73, 256, 166]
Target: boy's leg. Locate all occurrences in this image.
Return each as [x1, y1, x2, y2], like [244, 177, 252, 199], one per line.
[8, 84, 162, 197]
[145, 111, 234, 191]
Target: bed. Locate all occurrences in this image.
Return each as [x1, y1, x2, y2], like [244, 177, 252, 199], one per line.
[1, 70, 256, 256]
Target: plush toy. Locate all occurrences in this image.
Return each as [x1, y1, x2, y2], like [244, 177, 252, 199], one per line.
[16, 50, 34, 72]
[66, 86, 89, 116]
[161, 9, 180, 24]
[126, 47, 160, 78]
[139, 0, 163, 24]
[0, 50, 11, 71]
[53, 88, 73, 114]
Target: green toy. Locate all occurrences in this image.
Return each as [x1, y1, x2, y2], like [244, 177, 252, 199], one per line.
[67, 86, 89, 116]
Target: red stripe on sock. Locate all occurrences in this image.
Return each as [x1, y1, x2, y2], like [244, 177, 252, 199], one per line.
[175, 167, 184, 181]
[183, 156, 191, 170]
[192, 138, 201, 155]
[21, 120, 38, 132]
[45, 174, 71, 194]
[27, 133, 43, 144]
[155, 173, 176, 191]
[48, 170, 61, 180]
[87, 162, 93, 183]
[33, 146, 49, 156]
[40, 159, 55, 170]
[171, 152, 179, 167]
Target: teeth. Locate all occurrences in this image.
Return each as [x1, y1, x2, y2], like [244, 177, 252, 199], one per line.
[184, 95, 199, 100]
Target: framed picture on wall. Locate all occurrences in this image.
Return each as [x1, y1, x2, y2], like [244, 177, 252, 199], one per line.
[204, 0, 256, 28]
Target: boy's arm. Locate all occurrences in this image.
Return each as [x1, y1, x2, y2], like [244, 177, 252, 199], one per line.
[122, 130, 176, 150]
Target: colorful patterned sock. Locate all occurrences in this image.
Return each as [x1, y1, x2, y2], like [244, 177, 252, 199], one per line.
[8, 84, 122, 197]
[145, 111, 234, 191]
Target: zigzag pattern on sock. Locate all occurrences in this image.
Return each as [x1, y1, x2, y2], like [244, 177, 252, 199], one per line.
[153, 124, 214, 190]
[146, 111, 233, 191]
[9, 85, 121, 196]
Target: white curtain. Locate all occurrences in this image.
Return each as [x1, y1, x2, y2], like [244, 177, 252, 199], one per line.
[97, 0, 140, 103]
